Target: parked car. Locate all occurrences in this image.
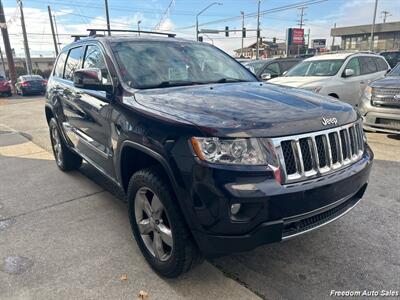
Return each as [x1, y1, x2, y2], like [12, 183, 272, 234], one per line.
[16, 75, 47, 96]
[380, 51, 400, 69]
[45, 34, 373, 278]
[359, 62, 400, 134]
[242, 57, 302, 80]
[269, 52, 390, 106]
[0, 75, 12, 97]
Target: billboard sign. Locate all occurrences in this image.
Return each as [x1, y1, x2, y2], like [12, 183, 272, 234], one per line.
[289, 28, 304, 45]
[312, 39, 326, 49]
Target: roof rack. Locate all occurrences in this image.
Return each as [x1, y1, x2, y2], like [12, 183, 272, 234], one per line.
[87, 29, 176, 38]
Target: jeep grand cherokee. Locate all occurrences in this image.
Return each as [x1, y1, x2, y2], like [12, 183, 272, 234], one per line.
[45, 34, 373, 278]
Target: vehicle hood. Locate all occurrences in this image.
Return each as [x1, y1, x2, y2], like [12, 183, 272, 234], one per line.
[269, 76, 330, 88]
[133, 82, 357, 137]
[370, 76, 400, 89]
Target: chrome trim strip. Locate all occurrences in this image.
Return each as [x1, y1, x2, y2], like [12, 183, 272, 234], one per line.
[282, 196, 361, 240]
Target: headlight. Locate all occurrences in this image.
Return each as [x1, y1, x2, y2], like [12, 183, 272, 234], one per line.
[190, 137, 266, 165]
[364, 86, 373, 100]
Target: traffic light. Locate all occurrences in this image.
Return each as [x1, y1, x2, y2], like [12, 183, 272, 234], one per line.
[242, 27, 246, 38]
[273, 37, 276, 43]
[198, 36, 203, 42]
[225, 26, 229, 37]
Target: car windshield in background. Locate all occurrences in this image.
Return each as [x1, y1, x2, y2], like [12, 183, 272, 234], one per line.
[111, 41, 256, 89]
[23, 75, 43, 81]
[243, 60, 269, 74]
[387, 64, 400, 76]
[285, 59, 344, 77]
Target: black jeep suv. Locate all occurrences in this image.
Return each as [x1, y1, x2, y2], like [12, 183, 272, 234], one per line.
[45, 34, 373, 278]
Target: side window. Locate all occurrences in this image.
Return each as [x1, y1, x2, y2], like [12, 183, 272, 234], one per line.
[83, 45, 110, 84]
[54, 52, 67, 78]
[359, 57, 377, 75]
[64, 47, 83, 81]
[375, 57, 388, 71]
[280, 61, 298, 73]
[345, 57, 361, 76]
[264, 62, 280, 75]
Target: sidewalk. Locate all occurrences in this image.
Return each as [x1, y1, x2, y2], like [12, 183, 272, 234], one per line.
[0, 127, 260, 300]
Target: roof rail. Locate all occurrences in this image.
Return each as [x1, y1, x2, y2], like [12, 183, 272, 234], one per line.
[87, 29, 176, 38]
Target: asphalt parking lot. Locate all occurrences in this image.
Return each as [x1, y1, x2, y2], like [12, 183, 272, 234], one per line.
[1, 96, 399, 299]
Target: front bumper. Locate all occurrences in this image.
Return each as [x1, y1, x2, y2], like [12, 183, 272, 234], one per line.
[359, 97, 400, 134]
[186, 147, 373, 256]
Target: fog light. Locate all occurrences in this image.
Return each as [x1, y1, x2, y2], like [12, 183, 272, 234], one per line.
[230, 203, 241, 215]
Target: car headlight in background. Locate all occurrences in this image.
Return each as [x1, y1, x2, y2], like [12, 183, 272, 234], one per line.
[190, 137, 266, 165]
[364, 86, 373, 100]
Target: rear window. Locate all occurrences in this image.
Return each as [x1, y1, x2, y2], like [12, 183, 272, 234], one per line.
[359, 57, 377, 74]
[64, 47, 83, 81]
[54, 52, 67, 78]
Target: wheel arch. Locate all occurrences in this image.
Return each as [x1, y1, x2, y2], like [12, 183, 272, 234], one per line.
[328, 93, 339, 99]
[118, 141, 180, 196]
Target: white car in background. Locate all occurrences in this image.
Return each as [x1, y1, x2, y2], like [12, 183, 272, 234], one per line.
[269, 52, 390, 106]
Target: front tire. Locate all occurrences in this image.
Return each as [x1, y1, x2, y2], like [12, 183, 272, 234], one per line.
[127, 167, 202, 278]
[49, 118, 82, 171]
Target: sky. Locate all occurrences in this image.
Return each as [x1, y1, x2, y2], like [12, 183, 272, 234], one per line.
[1, 0, 399, 57]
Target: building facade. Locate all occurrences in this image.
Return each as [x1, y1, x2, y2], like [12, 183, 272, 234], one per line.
[234, 41, 286, 59]
[331, 21, 400, 52]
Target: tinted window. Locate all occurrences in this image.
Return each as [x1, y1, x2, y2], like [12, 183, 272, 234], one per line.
[264, 62, 280, 75]
[375, 57, 388, 71]
[243, 60, 269, 75]
[83, 45, 110, 84]
[280, 60, 300, 73]
[345, 58, 361, 76]
[54, 52, 67, 78]
[387, 64, 400, 76]
[64, 47, 83, 80]
[359, 57, 377, 74]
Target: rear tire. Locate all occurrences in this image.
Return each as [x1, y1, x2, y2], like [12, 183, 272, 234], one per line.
[49, 118, 82, 171]
[127, 167, 202, 278]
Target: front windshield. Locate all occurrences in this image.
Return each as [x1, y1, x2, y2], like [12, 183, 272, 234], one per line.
[285, 59, 344, 77]
[111, 41, 256, 89]
[387, 64, 400, 76]
[243, 60, 269, 74]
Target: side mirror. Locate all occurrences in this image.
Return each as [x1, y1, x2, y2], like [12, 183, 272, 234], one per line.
[343, 68, 355, 78]
[261, 73, 272, 81]
[73, 68, 113, 92]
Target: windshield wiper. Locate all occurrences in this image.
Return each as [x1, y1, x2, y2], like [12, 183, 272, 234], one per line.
[215, 77, 250, 83]
[151, 80, 201, 88]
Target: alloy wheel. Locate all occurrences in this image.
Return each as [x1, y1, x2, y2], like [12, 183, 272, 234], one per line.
[51, 126, 62, 166]
[134, 187, 173, 262]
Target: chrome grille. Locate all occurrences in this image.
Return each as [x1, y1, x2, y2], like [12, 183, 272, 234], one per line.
[371, 87, 400, 107]
[271, 121, 364, 184]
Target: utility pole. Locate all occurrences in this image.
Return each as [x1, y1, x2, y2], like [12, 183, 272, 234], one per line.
[53, 15, 60, 51]
[306, 28, 310, 54]
[18, 0, 32, 74]
[137, 20, 141, 36]
[196, 2, 222, 42]
[0, 0, 17, 91]
[297, 7, 307, 56]
[331, 22, 336, 49]
[381, 10, 391, 24]
[104, 0, 111, 36]
[256, 0, 261, 60]
[370, 0, 378, 51]
[47, 6, 58, 56]
[0, 47, 6, 77]
[240, 11, 244, 58]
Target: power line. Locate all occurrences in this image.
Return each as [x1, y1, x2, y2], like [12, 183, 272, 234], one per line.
[177, 0, 328, 30]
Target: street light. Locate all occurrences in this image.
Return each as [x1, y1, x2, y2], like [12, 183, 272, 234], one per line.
[196, 2, 222, 42]
[137, 20, 142, 36]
